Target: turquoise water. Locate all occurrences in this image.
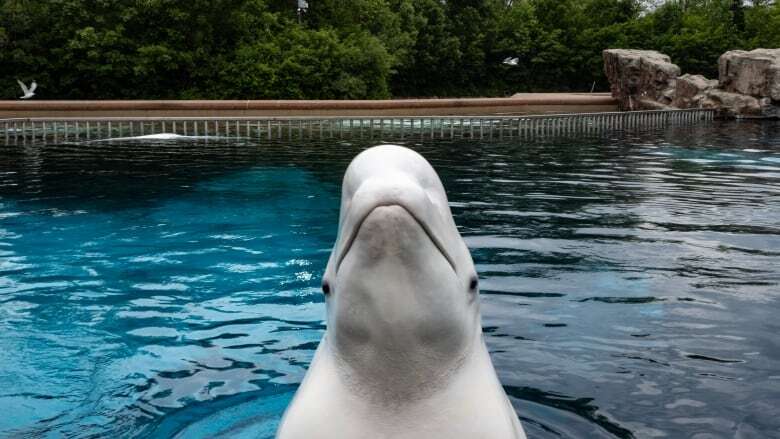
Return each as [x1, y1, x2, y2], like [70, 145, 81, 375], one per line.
[1, 122, 779, 438]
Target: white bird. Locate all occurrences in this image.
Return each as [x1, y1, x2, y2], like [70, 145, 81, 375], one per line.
[17, 79, 37, 99]
[502, 57, 519, 66]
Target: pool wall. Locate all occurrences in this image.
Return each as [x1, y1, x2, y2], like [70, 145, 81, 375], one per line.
[1, 109, 717, 143]
[0, 95, 617, 118]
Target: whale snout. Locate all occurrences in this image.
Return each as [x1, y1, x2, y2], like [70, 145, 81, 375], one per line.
[354, 205, 428, 264]
[333, 201, 471, 360]
[335, 175, 456, 273]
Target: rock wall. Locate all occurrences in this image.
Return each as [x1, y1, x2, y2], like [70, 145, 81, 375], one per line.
[719, 49, 780, 101]
[672, 74, 717, 109]
[603, 49, 680, 111]
[701, 89, 766, 119]
[604, 48, 780, 119]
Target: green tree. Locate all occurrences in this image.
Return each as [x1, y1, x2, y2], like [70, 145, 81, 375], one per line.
[486, 0, 539, 94]
[745, 0, 780, 47]
[1, 0, 777, 99]
[389, 0, 461, 96]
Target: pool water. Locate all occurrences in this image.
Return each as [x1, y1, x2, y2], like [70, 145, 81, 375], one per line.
[1, 122, 779, 438]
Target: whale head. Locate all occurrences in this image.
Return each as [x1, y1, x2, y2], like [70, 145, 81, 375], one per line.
[321, 145, 481, 399]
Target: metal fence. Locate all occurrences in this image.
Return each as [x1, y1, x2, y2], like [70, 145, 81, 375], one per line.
[1, 109, 715, 143]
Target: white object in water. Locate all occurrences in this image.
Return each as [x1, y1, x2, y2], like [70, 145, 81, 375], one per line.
[17, 79, 37, 99]
[92, 133, 187, 142]
[127, 133, 183, 140]
[502, 57, 519, 66]
[277, 145, 527, 439]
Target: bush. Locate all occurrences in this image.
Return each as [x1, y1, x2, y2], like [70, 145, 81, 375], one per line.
[0, 0, 776, 99]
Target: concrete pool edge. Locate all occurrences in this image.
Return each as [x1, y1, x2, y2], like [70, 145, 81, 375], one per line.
[0, 94, 618, 118]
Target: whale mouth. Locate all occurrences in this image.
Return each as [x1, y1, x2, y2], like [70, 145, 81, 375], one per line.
[335, 203, 457, 274]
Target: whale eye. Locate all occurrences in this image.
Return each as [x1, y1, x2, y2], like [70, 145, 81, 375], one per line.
[322, 281, 331, 295]
[469, 276, 478, 292]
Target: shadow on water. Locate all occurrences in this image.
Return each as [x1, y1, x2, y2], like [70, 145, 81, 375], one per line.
[144, 387, 296, 439]
[1, 120, 779, 438]
[0, 138, 353, 212]
[506, 386, 634, 439]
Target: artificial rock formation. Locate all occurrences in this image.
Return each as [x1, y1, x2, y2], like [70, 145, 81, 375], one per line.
[604, 48, 780, 119]
[672, 74, 717, 109]
[603, 49, 680, 111]
[701, 89, 765, 118]
[719, 49, 780, 101]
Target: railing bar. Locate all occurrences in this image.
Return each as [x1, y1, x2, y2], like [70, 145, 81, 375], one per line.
[1, 110, 717, 143]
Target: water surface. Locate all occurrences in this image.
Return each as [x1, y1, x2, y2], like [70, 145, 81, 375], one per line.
[1, 122, 779, 438]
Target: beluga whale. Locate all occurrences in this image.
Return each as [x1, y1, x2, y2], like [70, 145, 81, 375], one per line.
[277, 145, 526, 439]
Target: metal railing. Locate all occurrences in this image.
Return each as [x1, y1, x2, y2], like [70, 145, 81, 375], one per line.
[1, 109, 715, 143]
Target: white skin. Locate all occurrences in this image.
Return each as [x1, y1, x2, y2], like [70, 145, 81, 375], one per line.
[277, 145, 526, 439]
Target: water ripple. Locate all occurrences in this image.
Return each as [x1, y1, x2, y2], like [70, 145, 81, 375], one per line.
[1, 121, 779, 438]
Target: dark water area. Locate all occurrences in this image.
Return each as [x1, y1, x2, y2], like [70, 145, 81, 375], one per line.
[1, 121, 779, 438]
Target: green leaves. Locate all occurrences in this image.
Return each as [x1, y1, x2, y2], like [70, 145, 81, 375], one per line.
[1, 0, 778, 99]
[212, 26, 390, 99]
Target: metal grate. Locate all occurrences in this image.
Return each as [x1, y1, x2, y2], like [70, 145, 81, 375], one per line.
[1, 109, 716, 144]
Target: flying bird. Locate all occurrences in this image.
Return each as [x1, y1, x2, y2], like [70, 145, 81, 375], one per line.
[502, 57, 519, 66]
[17, 79, 37, 99]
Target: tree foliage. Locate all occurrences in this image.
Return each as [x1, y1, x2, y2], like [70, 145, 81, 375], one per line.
[1, 0, 778, 99]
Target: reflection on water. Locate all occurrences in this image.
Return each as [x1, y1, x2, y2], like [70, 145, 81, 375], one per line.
[1, 121, 779, 438]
